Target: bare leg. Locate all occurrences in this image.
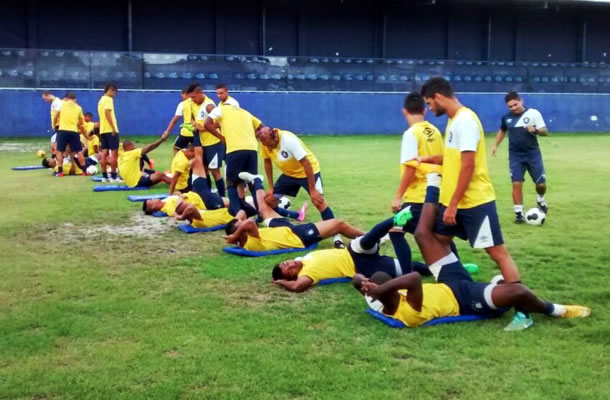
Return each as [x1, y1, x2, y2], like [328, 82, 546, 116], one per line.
[110, 149, 118, 174]
[256, 187, 282, 220]
[485, 245, 520, 283]
[535, 183, 546, 196]
[491, 284, 549, 314]
[150, 172, 171, 185]
[512, 181, 523, 206]
[314, 219, 365, 239]
[100, 149, 109, 175]
[414, 199, 452, 265]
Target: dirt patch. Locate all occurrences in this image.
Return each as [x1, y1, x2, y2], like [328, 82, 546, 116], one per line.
[0, 142, 44, 153]
[58, 213, 172, 242]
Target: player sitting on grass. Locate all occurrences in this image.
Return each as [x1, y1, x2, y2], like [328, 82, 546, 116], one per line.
[271, 208, 429, 292]
[352, 172, 590, 328]
[119, 132, 172, 188]
[223, 172, 365, 251]
[169, 144, 195, 195]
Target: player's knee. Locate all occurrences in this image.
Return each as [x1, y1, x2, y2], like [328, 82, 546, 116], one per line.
[414, 227, 431, 247]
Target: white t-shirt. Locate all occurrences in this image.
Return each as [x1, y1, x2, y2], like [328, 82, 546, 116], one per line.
[196, 101, 216, 121]
[51, 98, 63, 113]
[222, 96, 240, 108]
[400, 127, 418, 164]
[446, 111, 480, 152]
[277, 132, 307, 162]
[175, 102, 184, 117]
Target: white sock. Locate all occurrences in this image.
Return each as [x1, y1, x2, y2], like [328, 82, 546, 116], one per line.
[427, 172, 441, 188]
[537, 194, 545, 203]
[333, 234, 343, 243]
[514, 205, 523, 214]
[551, 304, 565, 317]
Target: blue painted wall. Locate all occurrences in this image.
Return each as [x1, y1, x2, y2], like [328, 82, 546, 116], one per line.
[1, 89, 607, 137]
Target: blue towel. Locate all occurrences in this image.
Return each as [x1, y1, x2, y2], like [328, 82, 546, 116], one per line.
[365, 308, 498, 328]
[222, 242, 318, 257]
[127, 194, 169, 202]
[12, 165, 48, 170]
[177, 224, 226, 233]
[318, 277, 352, 286]
[93, 185, 150, 192]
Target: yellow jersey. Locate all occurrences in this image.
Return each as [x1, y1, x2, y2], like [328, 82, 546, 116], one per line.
[87, 135, 100, 155]
[244, 227, 304, 252]
[297, 248, 355, 284]
[191, 208, 233, 228]
[387, 283, 460, 327]
[195, 97, 219, 146]
[441, 107, 495, 209]
[171, 150, 191, 191]
[54, 161, 82, 175]
[118, 148, 142, 187]
[58, 101, 84, 132]
[261, 130, 320, 179]
[98, 95, 118, 134]
[208, 105, 261, 154]
[161, 192, 206, 216]
[400, 121, 444, 203]
[179, 98, 195, 137]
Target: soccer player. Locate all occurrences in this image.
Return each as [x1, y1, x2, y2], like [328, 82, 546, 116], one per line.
[80, 112, 99, 156]
[119, 132, 172, 188]
[203, 102, 264, 216]
[163, 89, 193, 153]
[98, 83, 121, 182]
[224, 173, 365, 252]
[419, 77, 530, 330]
[54, 92, 87, 177]
[353, 174, 590, 329]
[42, 91, 62, 135]
[169, 145, 195, 195]
[215, 83, 240, 107]
[492, 91, 549, 222]
[257, 126, 345, 247]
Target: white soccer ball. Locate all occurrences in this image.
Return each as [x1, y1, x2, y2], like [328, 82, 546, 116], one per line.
[86, 165, 98, 176]
[278, 196, 291, 210]
[525, 208, 546, 226]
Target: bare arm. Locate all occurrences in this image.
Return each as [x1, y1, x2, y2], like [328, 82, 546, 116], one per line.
[368, 272, 423, 312]
[392, 166, 416, 212]
[300, 158, 317, 193]
[164, 115, 180, 135]
[443, 151, 475, 225]
[417, 154, 444, 165]
[53, 111, 60, 129]
[264, 158, 274, 192]
[274, 276, 314, 292]
[534, 126, 548, 137]
[204, 117, 225, 143]
[491, 129, 506, 156]
[105, 109, 117, 134]
[142, 131, 170, 156]
[169, 171, 181, 195]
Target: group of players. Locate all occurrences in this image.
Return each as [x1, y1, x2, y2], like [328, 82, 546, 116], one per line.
[41, 77, 590, 331]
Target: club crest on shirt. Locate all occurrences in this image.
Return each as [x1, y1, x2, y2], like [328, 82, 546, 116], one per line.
[523, 117, 530, 124]
[280, 150, 289, 159]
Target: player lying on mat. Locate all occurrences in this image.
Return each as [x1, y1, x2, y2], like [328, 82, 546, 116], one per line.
[352, 173, 590, 328]
[42, 153, 100, 175]
[271, 209, 430, 292]
[119, 132, 172, 188]
[223, 172, 365, 251]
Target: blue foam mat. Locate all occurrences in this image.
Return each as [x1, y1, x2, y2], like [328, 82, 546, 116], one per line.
[152, 212, 168, 217]
[94, 185, 150, 192]
[222, 242, 318, 257]
[91, 176, 103, 182]
[177, 224, 226, 233]
[12, 165, 48, 170]
[127, 193, 169, 202]
[318, 277, 352, 286]
[366, 308, 496, 328]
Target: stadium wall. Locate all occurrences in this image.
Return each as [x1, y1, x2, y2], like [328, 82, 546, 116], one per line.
[0, 89, 607, 137]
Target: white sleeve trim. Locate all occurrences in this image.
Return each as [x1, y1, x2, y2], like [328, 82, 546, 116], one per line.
[530, 109, 546, 129]
[175, 102, 183, 116]
[281, 134, 307, 161]
[455, 114, 480, 152]
[208, 106, 222, 120]
[400, 128, 418, 164]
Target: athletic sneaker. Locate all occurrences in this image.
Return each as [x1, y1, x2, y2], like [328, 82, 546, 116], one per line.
[334, 239, 345, 249]
[238, 172, 264, 184]
[297, 202, 308, 222]
[393, 206, 413, 227]
[561, 305, 591, 318]
[112, 177, 123, 183]
[515, 212, 525, 224]
[537, 200, 548, 214]
[56, 172, 64, 177]
[100, 177, 109, 183]
[504, 312, 534, 332]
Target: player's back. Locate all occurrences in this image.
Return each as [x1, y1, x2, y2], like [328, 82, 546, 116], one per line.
[218, 105, 260, 153]
[58, 101, 83, 132]
[389, 283, 460, 327]
[402, 121, 443, 203]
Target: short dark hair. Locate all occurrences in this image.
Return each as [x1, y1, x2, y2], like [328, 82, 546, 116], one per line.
[420, 77, 454, 99]
[41, 158, 51, 168]
[65, 91, 76, 100]
[272, 264, 284, 281]
[216, 83, 228, 90]
[42, 90, 52, 96]
[84, 112, 93, 117]
[371, 271, 392, 285]
[186, 83, 201, 94]
[142, 200, 153, 215]
[104, 83, 118, 93]
[505, 91, 521, 103]
[123, 140, 134, 148]
[225, 219, 239, 235]
[181, 88, 187, 94]
[403, 92, 425, 114]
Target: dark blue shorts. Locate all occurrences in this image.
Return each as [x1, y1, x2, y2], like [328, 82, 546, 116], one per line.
[434, 201, 504, 248]
[438, 262, 507, 318]
[174, 134, 194, 149]
[56, 130, 82, 152]
[268, 218, 321, 247]
[226, 150, 258, 185]
[137, 175, 154, 187]
[192, 177, 225, 210]
[85, 157, 98, 168]
[274, 172, 324, 197]
[203, 142, 225, 169]
[100, 133, 120, 150]
[509, 151, 546, 183]
[347, 245, 401, 278]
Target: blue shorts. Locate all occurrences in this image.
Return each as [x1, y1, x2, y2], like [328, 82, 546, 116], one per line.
[174, 134, 194, 149]
[274, 172, 324, 197]
[203, 142, 225, 169]
[347, 244, 401, 278]
[226, 150, 257, 185]
[434, 201, 504, 248]
[56, 130, 82, 152]
[268, 218, 321, 247]
[100, 133, 120, 150]
[192, 177, 225, 210]
[136, 175, 154, 187]
[509, 151, 546, 184]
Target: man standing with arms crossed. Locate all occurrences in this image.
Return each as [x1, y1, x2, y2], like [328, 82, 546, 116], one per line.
[419, 77, 532, 331]
[492, 91, 549, 223]
[98, 83, 120, 182]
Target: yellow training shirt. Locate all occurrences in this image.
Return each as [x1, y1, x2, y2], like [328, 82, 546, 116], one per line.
[208, 105, 261, 154]
[179, 99, 194, 137]
[191, 208, 233, 228]
[171, 150, 191, 191]
[400, 121, 444, 203]
[297, 248, 355, 284]
[261, 130, 320, 179]
[87, 135, 100, 155]
[54, 161, 82, 175]
[98, 95, 118, 134]
[58, 101, 84, 132]
[118, 148, 142, 187]
[441, 107, 495, 209]
[195, 97, 219, 146]
[244, 227, 304, 252]
[388, 284, 460, 327]
[160, 192, 206, 217]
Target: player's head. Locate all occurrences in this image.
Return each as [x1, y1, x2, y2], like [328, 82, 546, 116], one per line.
[122, 140, 136, 151]
[505, 91, 524, 114]
[272, 259, 304, 281]
[183, 143, 195, 159]
[42, 157, 56, 168]
[104, 83, 118, 97]
[420, 77, 454, 117]
[256, 126, 279, 148]
[216, 83, 229, 102]
[84, 112, 93, 122]
[187, 83, 204, 104]
[225, 219, 248, 247]
[65, 91, 77, 101]
[143, 199, 163, 214]
[352, 271, 392, 296]
[180, 88, 188, 101]
[41, 91, 55, 103]
[402, 92, 426, 117]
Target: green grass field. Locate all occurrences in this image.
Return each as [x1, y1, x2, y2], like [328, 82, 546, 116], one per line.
[1, 134, 609, 400]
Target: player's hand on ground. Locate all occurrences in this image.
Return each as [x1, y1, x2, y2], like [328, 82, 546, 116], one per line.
[443, 205, 457, 225]
[391, 197, 402, 213]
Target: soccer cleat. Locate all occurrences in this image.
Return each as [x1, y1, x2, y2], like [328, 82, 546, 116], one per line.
[504, 312, 534, 332]
[561, 305, 591, 318]
[515, 212, 525, 224]
[463, 263, 479, 274]
[393, 206, 413, 227]
[334, 239, 345, 249]
[297, 202, 308, 222]
[537, 200, 548, 214]
[112, 177, 124, 183]
[238, 172, 264, 184]
[81, 172, 87, 176]
[405, 160, 443, 175]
